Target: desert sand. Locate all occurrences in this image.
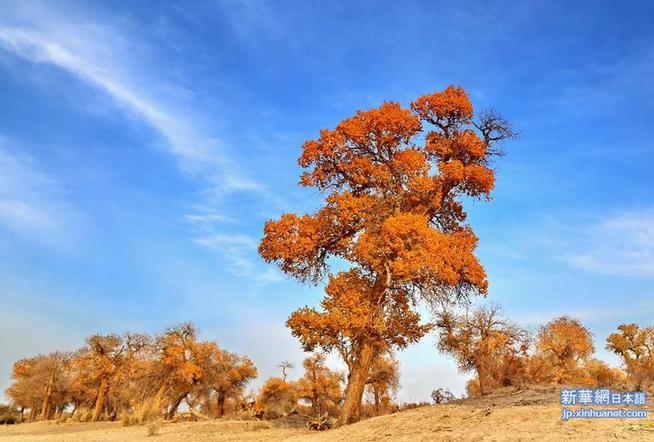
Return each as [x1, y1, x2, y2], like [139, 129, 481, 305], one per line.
[1, 386, 653, 441]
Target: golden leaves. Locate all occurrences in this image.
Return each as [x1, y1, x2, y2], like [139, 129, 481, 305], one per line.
[352, 213, 487, 291]
[299, 102, 421, 191]
[261, 86, 512, 395]
[262, 85, 500, 292]
[410, 85, 473, 128]
[537, 316, 595, 363]
[259, 213, 323, 282]
[287, 269, 432, 357]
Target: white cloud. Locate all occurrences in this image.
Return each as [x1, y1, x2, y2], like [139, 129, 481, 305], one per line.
[0, 26, 258, 191]
[0, 143, 75, 244]
[193, 233, 283, 283]
[194, 233, 258, 250]
[565, 210, 654, 278]
[184, 213, 234, 224]
[0, 4, 274, 273]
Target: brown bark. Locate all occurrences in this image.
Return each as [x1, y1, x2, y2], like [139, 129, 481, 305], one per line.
[166, 391, 188, 420]
[477, 363, 491, 395]
[28, 405, 37, 422]
[313, 393, 319, 416]
[39, 374, 54, 420]
[92, 378, 109, 421]
[216, 390, 226, 418]
[336, 341, 374, 426]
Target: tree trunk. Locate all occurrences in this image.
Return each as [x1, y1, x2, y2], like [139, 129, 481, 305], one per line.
[28, 406, 37, 422]
[92, 378, 109, 422]
[39, 375, 54, 420]
[374, 388, 380, 414]
[337, 341, 375, 426]
[477, 364, 491, 395]
[166, 391, 188, 420]
[217, 390, 225, 418]
[311, 392, 319, 416]
[19, 407, 24, 423]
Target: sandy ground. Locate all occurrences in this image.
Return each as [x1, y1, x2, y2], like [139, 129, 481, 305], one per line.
[2, 386, 654, 441]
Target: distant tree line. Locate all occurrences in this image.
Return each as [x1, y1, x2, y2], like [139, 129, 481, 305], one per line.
[436, 304, 653, 396]
[2, 315, 651, 427]
[5, 323, 256, 423]
[2, 323, 401, 426]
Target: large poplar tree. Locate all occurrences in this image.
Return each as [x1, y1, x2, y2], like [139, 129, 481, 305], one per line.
[259, 85, 513, 425]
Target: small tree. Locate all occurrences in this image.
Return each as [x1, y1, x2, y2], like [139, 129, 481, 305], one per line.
[154, 323, 228, 419]
[582, 359, 626, 388]
[436, 304, 528, 395]
[278, 361, 295, 382]
[256, 377, 298, 417]
[72, 335, 129, 421]
[6, 353, 71, 421]
[206, 350, 257, 418]
[365, 354, 400, 415]
[536, 316, 594, 383]
[431, 388, 455, 404]
[295, 353, 342, 417]
[606, 323, 654, 389]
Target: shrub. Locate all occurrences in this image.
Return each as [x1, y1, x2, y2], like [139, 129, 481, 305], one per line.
[431, 388, 455, 404]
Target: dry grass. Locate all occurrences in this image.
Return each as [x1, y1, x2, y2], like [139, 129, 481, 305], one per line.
[2, 386, 654, 441]
[147, 419, 162, 437]
[120, 397, 164, 426]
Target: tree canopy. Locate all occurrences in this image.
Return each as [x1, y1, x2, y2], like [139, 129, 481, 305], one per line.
[260, 85, 514, 424]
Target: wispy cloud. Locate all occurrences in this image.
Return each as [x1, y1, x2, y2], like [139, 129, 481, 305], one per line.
[194, 233, 258, 250]
[0, 140, 76, 244]
[564, 210, 654, 278]
[0, 25, 258, 192]
[193, 233, 283, 283]
[0, 3, 277, 275]
[512, 306, 640, 328]
[184, 213, 234, 224]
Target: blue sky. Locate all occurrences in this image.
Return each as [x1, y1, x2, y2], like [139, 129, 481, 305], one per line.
[0, 0, 653, 401]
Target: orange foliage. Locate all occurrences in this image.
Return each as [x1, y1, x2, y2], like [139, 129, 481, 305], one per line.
[607, 323, 654, 389]
[580, 359, 626, 388]
[71, 334, 129, 421]
[256, 377, 298, 417]
[436, 304, 528, 395]
[365, 353, 400, 415]
[154, 323, 257, 419]
[535, 316, 594, 383]
[295, 353, 342, 417]
[4, 323, 256, 422]
[260, 85, 513, 425]
[6, 353, 70, 422]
